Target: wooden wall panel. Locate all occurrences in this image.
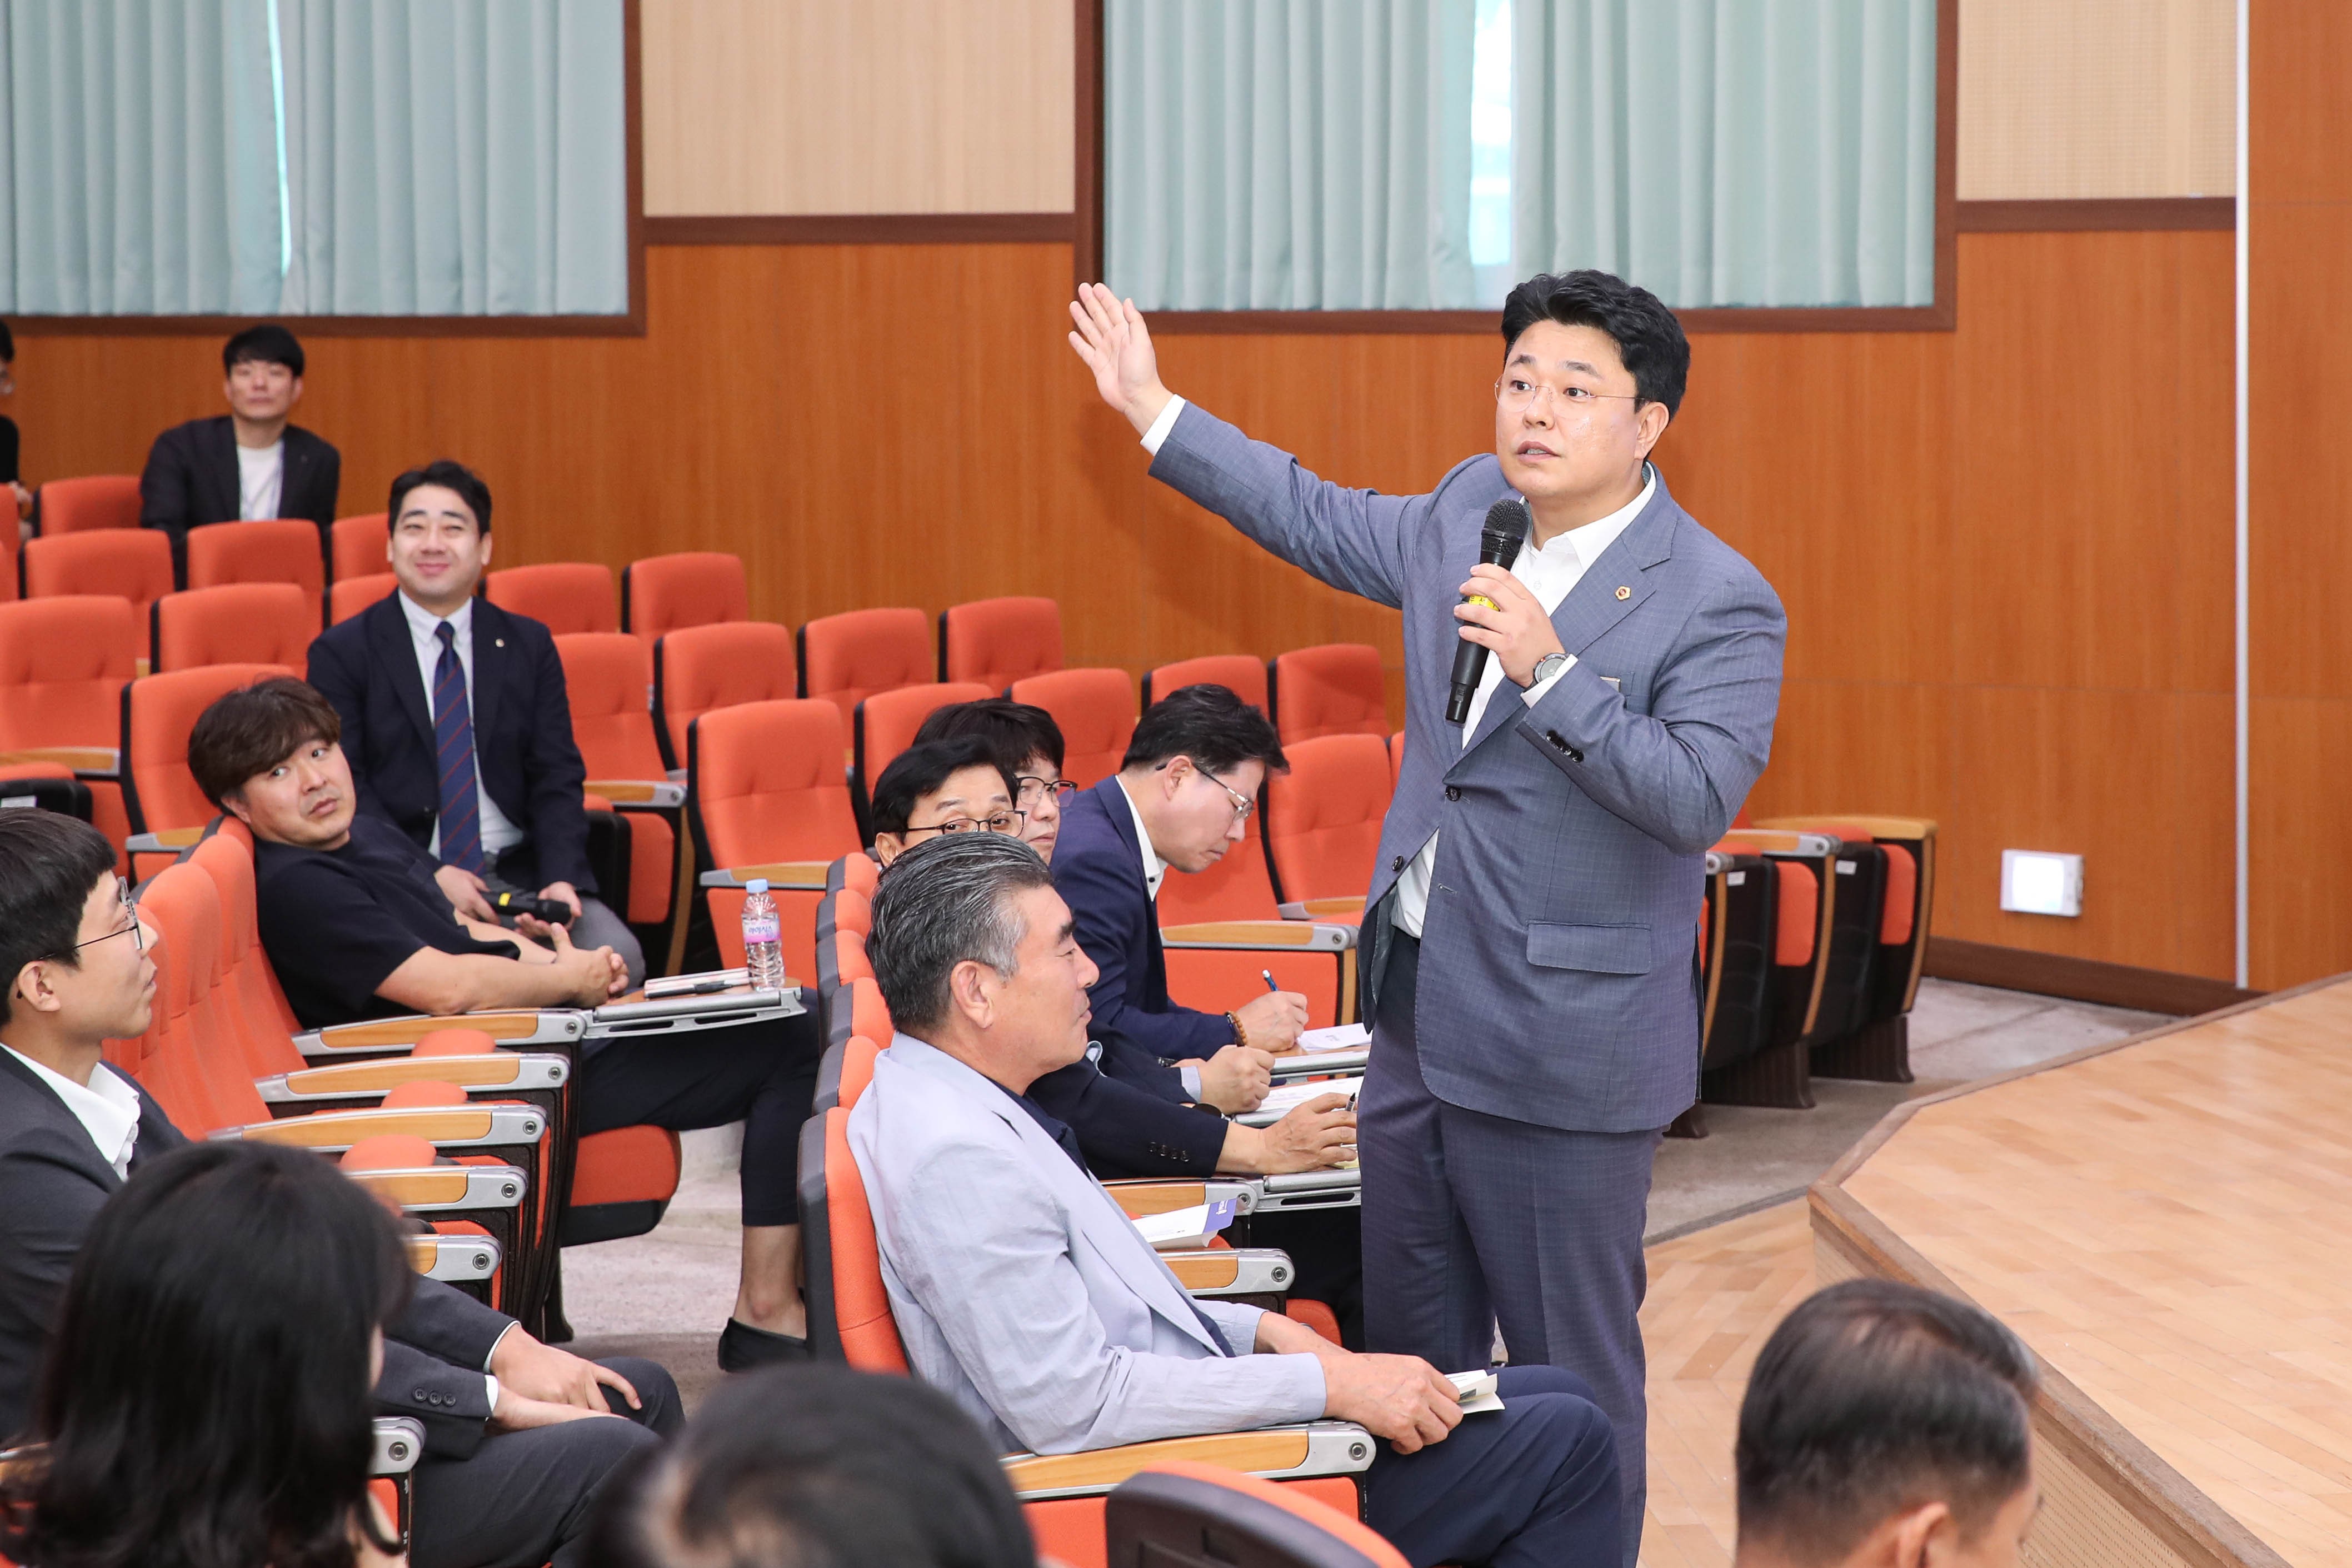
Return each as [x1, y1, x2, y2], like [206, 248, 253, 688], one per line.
[6, 229, 2235, 976]
[640, 0, 1073, 216]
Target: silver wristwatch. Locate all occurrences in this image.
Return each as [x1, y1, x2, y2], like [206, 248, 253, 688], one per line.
[1527, 652, 1570, 688]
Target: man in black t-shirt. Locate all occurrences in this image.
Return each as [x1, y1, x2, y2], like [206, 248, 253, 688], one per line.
[188, 677, 820, 1372]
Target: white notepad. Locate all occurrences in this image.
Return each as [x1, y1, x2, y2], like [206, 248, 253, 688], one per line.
[1252, 1078, 1361, 1118]
[1131, 1198, 1240, 1251]
[1296, 1023, 1371, 1054]
[1449, 1370, 1505, 1415]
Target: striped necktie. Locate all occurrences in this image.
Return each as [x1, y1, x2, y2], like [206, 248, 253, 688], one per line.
[432, 621, 485, 873]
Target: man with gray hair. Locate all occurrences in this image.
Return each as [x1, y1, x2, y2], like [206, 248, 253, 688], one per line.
[848, 834, 1624, 1567]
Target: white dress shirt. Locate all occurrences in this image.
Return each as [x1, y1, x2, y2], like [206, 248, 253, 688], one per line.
[398, 592, 525, 861]
[2, 1044, 141, 1179]
[236, 438, 284, 520]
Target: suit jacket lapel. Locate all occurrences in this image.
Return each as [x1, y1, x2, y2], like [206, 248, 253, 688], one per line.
[1092, 780, 1172, 1005]
[469, 601, 505, 749]
[370, 594, 437, 752]
[0, 1050, 126, 1194]
[207, 418, 242, 522]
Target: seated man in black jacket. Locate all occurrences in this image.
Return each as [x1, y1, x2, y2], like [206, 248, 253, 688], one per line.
[0, 807, 678, 1568]
[188, 677, 821, 1372]
[308, 459, 645, 986]
[138, 322, 339, 583]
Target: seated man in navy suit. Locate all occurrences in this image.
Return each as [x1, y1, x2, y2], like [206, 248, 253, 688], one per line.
[308, 459, 646, 986]
[0, 808, 681, 1568]
[851, 834, 1622, 1568]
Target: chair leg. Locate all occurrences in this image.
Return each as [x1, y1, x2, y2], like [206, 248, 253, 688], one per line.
[1811, 1014, 1913, 1083]
[1701, 1038, 1816, 1110]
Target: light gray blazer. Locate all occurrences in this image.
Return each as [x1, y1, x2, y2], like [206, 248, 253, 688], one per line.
[846, 1034, 1327, 1455]
[1152, 404, 1786, 1132]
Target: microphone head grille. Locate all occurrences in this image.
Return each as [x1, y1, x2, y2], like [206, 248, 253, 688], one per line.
[1480, 496, 1531, 553]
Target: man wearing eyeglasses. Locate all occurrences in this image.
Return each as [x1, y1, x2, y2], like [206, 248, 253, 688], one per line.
[868, 737, 1026, 867]
[1070, 269, 1786, 1557]
[913, 697, 1074, 862]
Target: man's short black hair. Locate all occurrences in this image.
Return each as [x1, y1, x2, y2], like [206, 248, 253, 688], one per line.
[1500, 270, 1689, 420]
[221, 323, 304, 378]
[584, 1363, 1033, 1568]
[387, 459, 493, 535]
[1120, 683, 1286, 777]
[1737, 1279, 2039, 1560]
[0, 810, 122, 1029]
[189, 677, 343, 810]
[914, 697, 1066, 776]
[870, 737, 1014, 837]
[0, 318, 14, 363]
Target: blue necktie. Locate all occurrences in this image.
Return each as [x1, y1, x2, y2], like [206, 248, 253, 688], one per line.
[432, 621, 485, 874]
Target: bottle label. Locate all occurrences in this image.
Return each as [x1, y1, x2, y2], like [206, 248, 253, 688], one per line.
[742, 916, 780, 945]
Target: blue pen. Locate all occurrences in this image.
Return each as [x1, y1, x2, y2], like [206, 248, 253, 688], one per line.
[1261, 969, 1279, 993]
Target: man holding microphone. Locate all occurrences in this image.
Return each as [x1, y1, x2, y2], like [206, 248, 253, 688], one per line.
[1068, 269, 1784, 1557]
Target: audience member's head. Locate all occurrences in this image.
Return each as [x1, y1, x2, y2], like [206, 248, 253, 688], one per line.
[0, 809, 155, 1046]
[912, 698, 1071, 861]
[584, 1364, 1032, 1568]
[1735, 1280, 2040, 1568]
[190, 676, 359, 851]
[386, 458, 496, 615]
[1116, 683, 1284, 873]
[221, 322, 306, 433]
[868, 833, 1090, 1087]
[868, 737, 1018, 867]
[1496, 270, 1681, 507]
[1, 1141, 413, 1568]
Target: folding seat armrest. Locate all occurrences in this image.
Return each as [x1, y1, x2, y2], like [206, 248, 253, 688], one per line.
[125, 826, 206, 854]
[583, 777, 686, 808]
[699, 860, 831, 891]
[1165, 1247, 1296, 1297]
[1276, 898, 1366, 922]
[587, 984, 806, 1040]
[213, 1103, 550, 1153]
[1002, 1422, 1374, 1501]
[257, 1052, 572, 1105]
[407, 1233, 503, 1285]
[1270, 1048, 1367, 1077]
[0, 745, 119, 778]
[360, 1163, 531, 1214]
[1161, 921, 1356, 953]
[1102, 1179, 1260, 1219]
[293, 1009, 590, 1060]
[371, 1417, 426, 1477]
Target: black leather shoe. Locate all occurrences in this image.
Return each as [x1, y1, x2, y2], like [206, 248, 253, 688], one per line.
[718, 1318, 810, 1371]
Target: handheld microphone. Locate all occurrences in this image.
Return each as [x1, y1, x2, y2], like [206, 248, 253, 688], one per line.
[1446, 497, 1532, 723]
[490, 890, 573, 924]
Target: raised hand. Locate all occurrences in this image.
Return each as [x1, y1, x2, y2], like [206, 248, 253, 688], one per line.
[1067, 282, 1174, 435]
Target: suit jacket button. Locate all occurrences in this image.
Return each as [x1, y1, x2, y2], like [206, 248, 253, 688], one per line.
[1547, 731, 1569, 751]
[1392, 855, 1406, 871]
[412, 1390, 427, 1402]
[1445, 786, 1461, 802]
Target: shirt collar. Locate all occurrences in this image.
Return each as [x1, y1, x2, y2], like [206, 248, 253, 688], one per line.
[1519, 463, 1656, 573]
[398, 588, 473, 645]
[1, 1044, 141, 1176]
[1112, 777, 1168, 900]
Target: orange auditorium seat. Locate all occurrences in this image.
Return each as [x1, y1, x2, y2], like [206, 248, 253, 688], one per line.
[22, 530, 176, 650]
[186, 520, 325, 627]
[940, 596, 1062, 692]
[486, 562, 618, 635]
[1262, 734, 1392, 920]
[555, 632, 686, 954]
[688, 698, 862, 976]
[331, 515, 388, 582]
[798, 607, 935, 731]
[852, 682, 992, 828]
[1106, 1463, 1406, 1568]
[0, 596, 140, 861]
[0, 508, 17, 602]
[622, 552, 747, 646]
[653, 620, 797, 772]
[36, 475, 141, 535]
[1008, 667, 1135, 788]
[121, 662, 294, 878]
[152, 583, 314, 673]
[1269, 644, 1387, 743]
[331, 572, 399, 624]
[1143, 654, 1267, 711]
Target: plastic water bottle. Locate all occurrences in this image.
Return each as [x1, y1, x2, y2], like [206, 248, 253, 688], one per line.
[741, 878, 786, 992]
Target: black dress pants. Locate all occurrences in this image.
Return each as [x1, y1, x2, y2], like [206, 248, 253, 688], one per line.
[410, 1355, 683, 1568]
[575, 996, 823, 1227]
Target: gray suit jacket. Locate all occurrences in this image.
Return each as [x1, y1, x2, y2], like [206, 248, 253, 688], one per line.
[847, 1035, 1326, 1455]
[1151, 404, 1785, 1131]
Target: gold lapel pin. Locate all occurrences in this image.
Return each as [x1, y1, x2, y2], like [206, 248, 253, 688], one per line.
[1615, 585, 1631, 601]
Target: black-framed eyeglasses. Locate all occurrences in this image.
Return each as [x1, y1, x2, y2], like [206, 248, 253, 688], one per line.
[72, 890, 144, 955]
[1015, 776, 1078, 810]
[1203, 770, 1257, 823]
[898, 810, 1027, 840]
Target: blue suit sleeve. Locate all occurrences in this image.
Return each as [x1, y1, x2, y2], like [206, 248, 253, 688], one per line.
[1026, 1057, 1229, 1179]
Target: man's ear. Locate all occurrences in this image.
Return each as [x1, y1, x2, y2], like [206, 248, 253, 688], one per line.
[1634, 401, 1669, 462]
[477, 530, 492, 567]
[1882, 1499, 1954, 1567]
[1158, 756, 1194, 800]
[288, 375, 304, 407]
[220, 787, 253, 827]
[947, 959, 995, 1028]
[11, 958, 63, 1018]
[872, 833, 903, 867]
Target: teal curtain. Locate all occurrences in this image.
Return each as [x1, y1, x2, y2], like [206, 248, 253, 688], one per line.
[1512, 0, 1936, 308]
[0, 0, 285, 314]
[0, 0, 625, 317]
[277, 0, 626, 315]
[1105, 0, 1479, 311]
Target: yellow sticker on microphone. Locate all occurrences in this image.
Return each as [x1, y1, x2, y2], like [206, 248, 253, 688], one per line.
[1464, 594, 1500, 612]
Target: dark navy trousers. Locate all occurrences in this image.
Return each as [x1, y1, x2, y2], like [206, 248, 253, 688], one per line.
[1360, 934, 1662, 1567]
